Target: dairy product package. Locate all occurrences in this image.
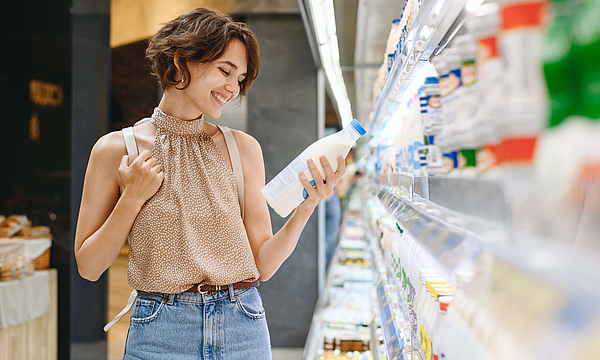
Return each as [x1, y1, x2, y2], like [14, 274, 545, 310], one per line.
[261, 120, 366, 217]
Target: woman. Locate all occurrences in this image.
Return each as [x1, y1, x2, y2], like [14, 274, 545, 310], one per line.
[74, 7, 345, 360]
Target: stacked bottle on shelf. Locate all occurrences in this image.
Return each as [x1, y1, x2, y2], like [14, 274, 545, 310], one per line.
[414, 0, 550, 178]
[373, 0, 426, 106]
[373, 0, 600, 180]
[535, 0, 600, 193]
[368, 196, 500, 360]
[389, 228, 461, 360]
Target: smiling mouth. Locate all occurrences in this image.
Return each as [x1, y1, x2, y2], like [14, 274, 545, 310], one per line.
[212, 91, 229, 105]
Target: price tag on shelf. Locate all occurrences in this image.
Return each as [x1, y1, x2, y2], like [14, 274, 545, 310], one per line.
[382, 311, 397, 330]
[377, 281, 387, 300]
[381, 293, 391, 308]
[387, 325, 404, 346]
[384, 318, 399, 341]
[389, 339, 404, 360]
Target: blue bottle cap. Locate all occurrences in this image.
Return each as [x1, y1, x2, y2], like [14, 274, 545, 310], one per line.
[349, 119, 366, 137]
[425, 77, 439, 84]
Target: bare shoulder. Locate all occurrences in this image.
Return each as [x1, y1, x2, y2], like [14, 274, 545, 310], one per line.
[90, 131, 127, 166]
[231, 129, 263, 161]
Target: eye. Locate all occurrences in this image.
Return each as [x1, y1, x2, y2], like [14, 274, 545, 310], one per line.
[220, 68, 229, 76]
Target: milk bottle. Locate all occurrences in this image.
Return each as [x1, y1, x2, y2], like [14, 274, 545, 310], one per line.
[261, 120, 366, 217]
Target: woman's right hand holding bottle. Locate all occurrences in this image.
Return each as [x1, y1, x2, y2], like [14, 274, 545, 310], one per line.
[118, 150, 164, 207]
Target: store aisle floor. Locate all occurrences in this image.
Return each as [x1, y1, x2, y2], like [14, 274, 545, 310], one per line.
[107, 254, 303, 360]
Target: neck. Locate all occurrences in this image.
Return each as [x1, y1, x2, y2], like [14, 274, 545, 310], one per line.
[158, 87, 204, 121]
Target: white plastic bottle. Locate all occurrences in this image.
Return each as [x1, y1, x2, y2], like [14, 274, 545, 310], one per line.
[441, 47, 464, 151]
[417, 279, 446, 343]
[385, 18, 402, 74]
[261, 120, 366, 217]
[431, 296, 454, 360]
[420, 77, 443, 136]
[453, 34, 479, 149]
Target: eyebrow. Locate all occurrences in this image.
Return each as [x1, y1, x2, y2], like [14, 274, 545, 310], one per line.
[218, 61, 247, 76]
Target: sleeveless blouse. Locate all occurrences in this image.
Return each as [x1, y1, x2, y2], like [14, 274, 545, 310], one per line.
[127, 108, 260, 293]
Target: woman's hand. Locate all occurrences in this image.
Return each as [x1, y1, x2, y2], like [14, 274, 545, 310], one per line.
[297, 153, 346, 212]
[118, 150, 164, 207]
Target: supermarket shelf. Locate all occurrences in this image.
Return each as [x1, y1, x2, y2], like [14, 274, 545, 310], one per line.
[375, 280, 407, 360]
[303, 245, 342, 360]
[374, 173, 510, 223]
[369, 318, 382, 360]
[366, 186, 600, 359]
[368, 231, 426, 360]
[367, 0, 477, 137]
[303, 217, 377, 359]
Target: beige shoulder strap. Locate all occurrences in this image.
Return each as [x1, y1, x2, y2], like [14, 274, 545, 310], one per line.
[106, 125, 145, 333]
[122, 127, 139, 160]
[217, 125, 245, 221]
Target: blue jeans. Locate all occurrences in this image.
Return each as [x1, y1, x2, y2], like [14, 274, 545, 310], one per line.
[123, 286, 272, 360]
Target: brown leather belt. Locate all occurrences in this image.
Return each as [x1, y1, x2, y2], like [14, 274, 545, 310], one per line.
[185, 280, 260, 294]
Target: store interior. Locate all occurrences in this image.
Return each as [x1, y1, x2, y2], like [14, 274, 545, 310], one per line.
[1, 0, 600, 359]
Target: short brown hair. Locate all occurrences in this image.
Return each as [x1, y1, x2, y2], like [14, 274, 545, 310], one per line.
[146, 8, 259, 95]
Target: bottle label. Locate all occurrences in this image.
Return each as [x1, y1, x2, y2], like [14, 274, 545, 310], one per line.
[426, 335, 432, 360]
[439, 74, 451, 97]
[461, 60, 476, 86]
[420, 95, 429, 128]
[262, 153, 308, 201]
[388, 53, 396, 74]
[408, 141, 425, 172]
[428, 95, 442, 108]
[476, 146, 497, 173]
[478, 36, 499, 64]
[440, 70, 461, 96]
[442, 152, 458, 174]
[425, 95, 443, 129]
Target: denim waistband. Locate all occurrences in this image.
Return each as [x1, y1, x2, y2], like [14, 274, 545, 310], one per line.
[137, 284, 252, 305]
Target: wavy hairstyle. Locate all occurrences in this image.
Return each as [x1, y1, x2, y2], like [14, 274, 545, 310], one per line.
[146, 8, 259, 95]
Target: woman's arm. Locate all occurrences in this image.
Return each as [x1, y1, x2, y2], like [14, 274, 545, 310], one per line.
[74, 133, 163, 281]
[235, 132, 345, 281]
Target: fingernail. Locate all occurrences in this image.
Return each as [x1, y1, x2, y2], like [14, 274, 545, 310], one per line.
[299, 171, 304, 177]
[320, 156, 327, 161]
[307, 159, 313, 165]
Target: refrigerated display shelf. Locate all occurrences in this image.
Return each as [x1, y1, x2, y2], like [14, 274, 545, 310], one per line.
[368, 0, 478, 136]
[303, 245, 342, 360]
[367, 225, 426, 360]
[369, 318, 382, 360]
[365, 182, 600, 359]
[303, 213, 379, 360]
[372, 173, 509, 224]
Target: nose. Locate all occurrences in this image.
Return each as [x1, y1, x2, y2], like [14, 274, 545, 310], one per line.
[223, 79, 239, 97]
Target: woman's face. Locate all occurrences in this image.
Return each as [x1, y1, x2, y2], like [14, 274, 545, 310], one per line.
[182, 39, 248, 119]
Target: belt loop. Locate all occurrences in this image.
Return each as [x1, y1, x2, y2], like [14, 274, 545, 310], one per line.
[167, 293, 175, 305]
[228, 284, 236, 302]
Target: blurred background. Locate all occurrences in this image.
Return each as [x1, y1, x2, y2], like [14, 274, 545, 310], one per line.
[1, 0, 599, 359]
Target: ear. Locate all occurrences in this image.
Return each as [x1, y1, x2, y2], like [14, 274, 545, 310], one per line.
[174, 54, 181, 73]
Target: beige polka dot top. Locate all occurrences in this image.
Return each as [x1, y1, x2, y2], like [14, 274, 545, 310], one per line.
[127, 108, 260, 293]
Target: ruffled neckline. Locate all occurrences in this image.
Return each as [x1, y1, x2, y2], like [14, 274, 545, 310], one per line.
[150, 107, 205, 136]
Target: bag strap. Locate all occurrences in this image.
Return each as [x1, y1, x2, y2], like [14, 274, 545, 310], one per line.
[217, 125, 245, 221]
[122, 127, 139, 160]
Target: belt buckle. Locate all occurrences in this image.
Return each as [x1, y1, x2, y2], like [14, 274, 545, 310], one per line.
[198, 285, 220, 296]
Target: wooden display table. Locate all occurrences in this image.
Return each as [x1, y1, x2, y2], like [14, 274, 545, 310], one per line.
[0, 269, 57, 360]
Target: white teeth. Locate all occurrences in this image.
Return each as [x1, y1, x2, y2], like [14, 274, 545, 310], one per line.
[212, 92, 227, 105]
